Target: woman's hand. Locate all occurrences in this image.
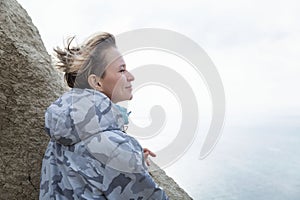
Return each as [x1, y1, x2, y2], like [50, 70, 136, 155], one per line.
[143, 148, 156, 166]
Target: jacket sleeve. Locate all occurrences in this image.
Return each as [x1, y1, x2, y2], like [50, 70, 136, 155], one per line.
[85, 130, 169, 200]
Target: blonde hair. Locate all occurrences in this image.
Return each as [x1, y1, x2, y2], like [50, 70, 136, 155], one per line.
[54, 32, 116, 88]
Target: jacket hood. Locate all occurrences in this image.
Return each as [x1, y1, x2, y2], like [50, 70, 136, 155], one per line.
[45, 88, 129, 145]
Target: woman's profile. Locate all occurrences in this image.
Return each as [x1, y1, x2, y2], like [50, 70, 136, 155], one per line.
[39, 32, 168, 199]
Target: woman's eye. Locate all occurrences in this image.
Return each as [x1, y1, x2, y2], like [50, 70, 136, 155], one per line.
[120, 69, 126, 73]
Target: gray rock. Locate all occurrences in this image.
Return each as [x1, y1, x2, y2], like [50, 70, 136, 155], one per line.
[149, 161, 193, 200]
[0, 0, 193, 199]
[0, 0, 65, 199]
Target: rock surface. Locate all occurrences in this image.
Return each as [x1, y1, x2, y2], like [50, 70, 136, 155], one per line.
[0, 0, 65, 199]
[0, 0, 193, 199]
[149, 162, 193, 199]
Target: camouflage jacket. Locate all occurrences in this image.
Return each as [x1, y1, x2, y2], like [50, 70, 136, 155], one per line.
[39, 88, 168, 200]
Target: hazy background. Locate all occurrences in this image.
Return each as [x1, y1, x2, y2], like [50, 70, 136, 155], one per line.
[18, 0, 300, 199]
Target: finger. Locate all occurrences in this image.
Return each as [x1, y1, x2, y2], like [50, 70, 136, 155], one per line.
[148, 150, 156, 157]
[145, 149, 156, 157]
[144, 151, 149, 159]
[143, 148, 157, 157]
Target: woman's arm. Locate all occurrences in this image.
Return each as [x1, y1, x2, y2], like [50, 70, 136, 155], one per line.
[85, 130, 168, 200]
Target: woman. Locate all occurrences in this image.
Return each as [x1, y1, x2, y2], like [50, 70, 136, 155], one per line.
[39, 32, 168, 199]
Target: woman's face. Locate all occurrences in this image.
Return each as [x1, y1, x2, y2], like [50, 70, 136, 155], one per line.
[100, 48, 135, 103]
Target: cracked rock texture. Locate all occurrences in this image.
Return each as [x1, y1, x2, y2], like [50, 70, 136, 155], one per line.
[0, 0, 193, 199]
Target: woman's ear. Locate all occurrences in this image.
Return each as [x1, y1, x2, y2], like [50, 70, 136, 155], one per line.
[88, 74, 102, 91]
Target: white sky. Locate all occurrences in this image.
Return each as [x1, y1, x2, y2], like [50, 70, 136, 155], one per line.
[17, 0, 300, 197]
[18, 0, 300, 128]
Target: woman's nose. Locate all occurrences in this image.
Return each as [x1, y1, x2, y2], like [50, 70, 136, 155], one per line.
[126, 71, 135, 81]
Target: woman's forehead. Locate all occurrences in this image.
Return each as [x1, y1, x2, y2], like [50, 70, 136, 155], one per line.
[106, 48, 123, 63]
[105, 48, 125, 65]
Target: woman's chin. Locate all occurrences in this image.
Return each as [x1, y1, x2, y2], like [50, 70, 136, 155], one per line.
[112, 94, 133, 103]
[122, 94, 133, 102]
